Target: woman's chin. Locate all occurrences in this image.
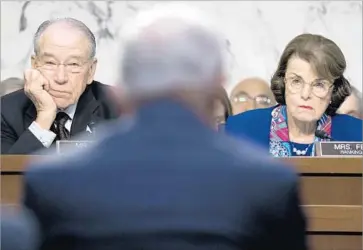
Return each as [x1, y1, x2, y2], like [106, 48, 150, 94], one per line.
[293, 113, 318, 123]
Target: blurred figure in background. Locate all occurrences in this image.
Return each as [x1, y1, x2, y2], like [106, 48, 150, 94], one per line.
[226, 34, 362, 157]
[230, 77, 275, 115]
[214, 86, 232, 131]
[1, 206, 39, 250]
[337, 85, 363, 119]
[23, 3, 306, 250]
[0, 77, 24, 96]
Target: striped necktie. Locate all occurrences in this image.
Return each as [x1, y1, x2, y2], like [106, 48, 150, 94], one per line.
[54, 112, 70, 140]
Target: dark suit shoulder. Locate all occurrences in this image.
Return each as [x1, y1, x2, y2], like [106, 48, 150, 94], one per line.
[212, 134, 301, 229]
[87, 81, 119, 120]
[23, 148, 90, 197]
[216, 133, 298, 187]
[89, 81, 116, 101]
[219, 137, 306, 249]
[1, 207, 40, 250]
[1, 88, 30, 113]
[24, 131, 107, 176]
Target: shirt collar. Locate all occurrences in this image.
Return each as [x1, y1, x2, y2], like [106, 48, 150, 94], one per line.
[58, 102, 77, 120]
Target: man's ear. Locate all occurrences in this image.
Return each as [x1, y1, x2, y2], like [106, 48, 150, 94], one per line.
[87, 58, 98, 85]
[218, 73, 227, 87]
[30, 55, 37, 69]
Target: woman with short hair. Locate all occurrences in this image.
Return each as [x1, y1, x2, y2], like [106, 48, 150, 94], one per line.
[226, 33, 362, 157]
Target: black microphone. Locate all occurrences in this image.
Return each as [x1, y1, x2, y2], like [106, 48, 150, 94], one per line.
[315, 130, 334, 141]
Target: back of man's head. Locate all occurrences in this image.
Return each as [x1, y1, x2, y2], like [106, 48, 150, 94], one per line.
[118, 3, 226, 99]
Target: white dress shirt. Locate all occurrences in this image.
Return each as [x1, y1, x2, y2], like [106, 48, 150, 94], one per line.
[28, 103, 77, 148]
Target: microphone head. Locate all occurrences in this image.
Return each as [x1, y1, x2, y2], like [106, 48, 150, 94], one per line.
[315, 130, 332, 140]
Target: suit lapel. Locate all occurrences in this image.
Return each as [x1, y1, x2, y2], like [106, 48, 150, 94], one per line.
[70, 85, 100, 136]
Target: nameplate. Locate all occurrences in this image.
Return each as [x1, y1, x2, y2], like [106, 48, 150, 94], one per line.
[56, 140, 94, 155]
[315, 141, 363, 157]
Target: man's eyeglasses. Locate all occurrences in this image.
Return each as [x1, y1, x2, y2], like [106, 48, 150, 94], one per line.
[38, 59, 90, 74]
[232, 93, 272, 106]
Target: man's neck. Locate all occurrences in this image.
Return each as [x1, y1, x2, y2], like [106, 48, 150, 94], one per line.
[58, 102, 78, 120]
[127, 91, 216, 129]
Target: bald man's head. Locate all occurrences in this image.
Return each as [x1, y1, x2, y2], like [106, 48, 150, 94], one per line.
[34, 18, 96, 59]
[119, 3, 225, 98]
[337, 86, 363, 119]
[230, 77, 276, 115]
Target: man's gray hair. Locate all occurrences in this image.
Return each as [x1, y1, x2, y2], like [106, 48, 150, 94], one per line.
[33, 17, 96, 58]
[119, 3, 227, 98]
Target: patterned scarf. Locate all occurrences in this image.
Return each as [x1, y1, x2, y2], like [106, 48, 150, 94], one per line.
[269, 105, 332, 157]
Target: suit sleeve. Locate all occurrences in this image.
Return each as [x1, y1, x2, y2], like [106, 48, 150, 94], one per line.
[1, 114, 46, 154]
[22, 169, 50, 249]
[280, 181, 307, 250]
[265, 178, 308, 250]
[1, 207, 41, 250]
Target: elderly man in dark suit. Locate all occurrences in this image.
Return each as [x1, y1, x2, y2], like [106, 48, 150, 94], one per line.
[1, 18, 118, 154]
[22, 3, 307, 250]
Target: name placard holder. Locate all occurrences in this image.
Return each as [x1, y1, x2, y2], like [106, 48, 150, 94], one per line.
[315, 141, 363, 157]
[56, 140, 94, 155]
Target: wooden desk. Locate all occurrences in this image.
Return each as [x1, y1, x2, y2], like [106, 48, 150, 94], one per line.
[1, 156, 362, 250]
[287, 157, 362, 250]
[1, 155, 31, 205]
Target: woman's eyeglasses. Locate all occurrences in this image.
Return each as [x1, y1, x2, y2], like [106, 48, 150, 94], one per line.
[284, 76, 333, 98]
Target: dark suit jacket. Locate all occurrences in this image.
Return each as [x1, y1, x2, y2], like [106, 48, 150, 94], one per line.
[23, 99, 307, 250]
[1, 207, 40, 250]
[1, 81, 119, 154]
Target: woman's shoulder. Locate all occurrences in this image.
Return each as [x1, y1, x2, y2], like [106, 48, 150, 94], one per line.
[227, 106, 275, 124]
[225, 106, 274, 145]
[331, 114, 362, 141]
